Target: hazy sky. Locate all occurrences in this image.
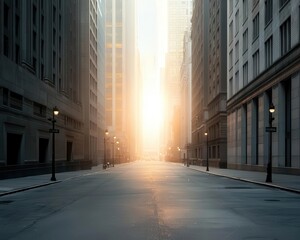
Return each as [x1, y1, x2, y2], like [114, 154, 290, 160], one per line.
[137, 0, 167, 154]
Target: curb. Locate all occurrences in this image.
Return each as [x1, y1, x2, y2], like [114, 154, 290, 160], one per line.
[0, 180, 62, 197]
[0, 168, 108, 198]
[187, 166, 300, 194]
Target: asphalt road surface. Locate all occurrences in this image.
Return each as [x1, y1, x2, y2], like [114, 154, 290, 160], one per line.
[1, 161, 300, 240]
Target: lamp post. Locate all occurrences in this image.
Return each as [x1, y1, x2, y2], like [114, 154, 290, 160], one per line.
[103, 129, 109, 169]
[112, 136, 116, 167]
[205, 132, 209, 171]
[49, 106, 59, 181]
[117, 147, 120, 164]
[266, 103, 275, 183]
[116, 141, 119, 164]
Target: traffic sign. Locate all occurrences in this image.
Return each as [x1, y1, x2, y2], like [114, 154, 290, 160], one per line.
[265, 127, 276, 132]
[49, 129, 60, 133]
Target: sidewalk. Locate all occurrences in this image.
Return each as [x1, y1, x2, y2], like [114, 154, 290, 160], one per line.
[0, 165, 105, 197]
[188, 165, 300, 194]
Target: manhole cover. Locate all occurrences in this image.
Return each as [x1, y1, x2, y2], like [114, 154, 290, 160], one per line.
[0, 200, 13, 204]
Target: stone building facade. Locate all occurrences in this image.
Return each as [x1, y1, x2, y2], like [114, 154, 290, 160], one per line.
[191, 0, 227, 167]
[227, 0, 300, 173]
[0, 0, 105, 176]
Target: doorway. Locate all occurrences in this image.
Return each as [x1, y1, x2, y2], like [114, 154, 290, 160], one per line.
[67, 141, 73, 161]
[39, 138, 49, 163]
[7, 133, 22, 165]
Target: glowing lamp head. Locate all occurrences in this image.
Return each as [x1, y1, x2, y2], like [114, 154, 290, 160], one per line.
[53, 106, 59, 116]
[105, 129, 109, 136]
[204, 132, 208, 136]
[269, 103, 275, 113]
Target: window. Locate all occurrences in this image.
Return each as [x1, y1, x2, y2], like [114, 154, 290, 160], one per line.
[253, 50, 260, 78]
[53, 51, 56, 68]
[235, 71, 239, 92]
[229, 21, 233, 43]
[33, 31, 37, 51]
[235, 41, 239, 63]
[253, 14, 259, 41]
[243, 62, 248, 86]
[10, 91, 23, 110]
[4, 3, 9, 29]
[59, 15, 62, 31]
[15, 15, 20, 38]
[53, 29, 56, 45]
[235, 10, 239, 35]
[229, 78, 233, 97]
[265, 0, 273, 26]
[265, 36, 273, 68]
[53, 6, 56, 22]
[243, 0, 248, 22]
[229, 50, 233, 69]
[41, 15, 44, 34]
[33, 102, 46, 117]
[280, 18, 291, 55]
[243, 29, 248, 53]
[33, 5, 37, 26]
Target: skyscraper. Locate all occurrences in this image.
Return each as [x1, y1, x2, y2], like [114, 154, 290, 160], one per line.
[191, 0, 227, 168]
[79, 0, 105, 165]
[105, 0, 138, 161]
[163, 0, 192, 161]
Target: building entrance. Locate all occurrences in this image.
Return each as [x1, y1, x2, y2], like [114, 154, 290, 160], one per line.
[7, 133, 22, 165]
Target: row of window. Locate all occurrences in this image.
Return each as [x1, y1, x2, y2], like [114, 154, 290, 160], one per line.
[229, 0, 290, 19]
[229, 0, 291, 44]
[229, 16, 291, 97]
[1, 87, 83, 130]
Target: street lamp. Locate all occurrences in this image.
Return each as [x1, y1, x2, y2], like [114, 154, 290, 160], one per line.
[266, 103, 275, 183]
[205, 132, 209, 171]
[116, 141, 119, 164]
[117, 147, 120, 164]
[49, 106, 59, 181]
[177, 147, 181, 164]
[103, 129, 109, 169]
[112, 136, 116, 167]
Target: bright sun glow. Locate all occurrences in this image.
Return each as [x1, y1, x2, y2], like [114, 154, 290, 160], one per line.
[138, 0, 167, 154]
[142, 91, 162, 132]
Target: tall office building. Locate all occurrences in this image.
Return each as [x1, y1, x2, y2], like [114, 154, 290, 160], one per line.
[105, 0, 138, 161]
[179, 30, 192, 159]
[0, 0, 105, 175]
[79, 0, 105, 165]
[97, 0, 106, 163]
[163, 0, 192, 161]
[227, 0, 300, 173]
[0, 0, 82, 170]
[191, 0, 227, 167]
